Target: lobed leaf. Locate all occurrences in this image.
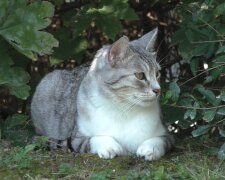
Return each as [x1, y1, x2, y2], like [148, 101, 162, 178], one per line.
[73, 0, 138, 40]
[0, 44, 31, 99]
[0, 0, 58, 59]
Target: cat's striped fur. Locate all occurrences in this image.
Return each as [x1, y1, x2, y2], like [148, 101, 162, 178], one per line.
[31, 28, 174, 160]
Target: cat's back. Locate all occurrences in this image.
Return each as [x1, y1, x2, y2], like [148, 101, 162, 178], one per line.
[31, 64, 90, 140]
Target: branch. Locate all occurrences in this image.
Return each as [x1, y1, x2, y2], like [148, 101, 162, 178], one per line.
[165, 104, 225, 110]
[179, 63, 225, 87]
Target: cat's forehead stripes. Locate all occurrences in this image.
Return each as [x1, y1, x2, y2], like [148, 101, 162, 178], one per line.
[129, 45, 160, 70]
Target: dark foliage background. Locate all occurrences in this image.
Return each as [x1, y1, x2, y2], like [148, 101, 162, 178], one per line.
[0, 0, 224, 159]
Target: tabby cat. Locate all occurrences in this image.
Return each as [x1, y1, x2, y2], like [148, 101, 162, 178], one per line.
[31, 28, 174, 160]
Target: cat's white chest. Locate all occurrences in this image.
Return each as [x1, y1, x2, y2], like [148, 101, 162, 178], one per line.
[78, 96, 165, 153]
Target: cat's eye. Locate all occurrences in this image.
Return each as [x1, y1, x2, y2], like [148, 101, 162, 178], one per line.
[134, 72, 146, 80]
[156, 71, 161, 78]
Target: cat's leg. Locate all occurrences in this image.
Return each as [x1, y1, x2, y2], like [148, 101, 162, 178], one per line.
[90, 136, 124, 159]
[60, 140, 69, 152]
[136, 134, 174, 161]
[71, 136, 91, 153]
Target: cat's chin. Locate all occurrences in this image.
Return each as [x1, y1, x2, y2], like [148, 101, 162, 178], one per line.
[137, 99, 157, 107]
[128, 97, 157, 107]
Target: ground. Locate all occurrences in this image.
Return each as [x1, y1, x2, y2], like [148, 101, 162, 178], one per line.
[0, 138, 224, 180]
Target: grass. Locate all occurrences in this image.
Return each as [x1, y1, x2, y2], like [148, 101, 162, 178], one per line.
[0, 138, 224, 180]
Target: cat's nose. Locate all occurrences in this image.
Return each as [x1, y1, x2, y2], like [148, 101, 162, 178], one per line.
[153, 88, 161, 96]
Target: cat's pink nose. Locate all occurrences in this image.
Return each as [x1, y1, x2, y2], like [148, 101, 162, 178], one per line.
[153, 88, 161, 96]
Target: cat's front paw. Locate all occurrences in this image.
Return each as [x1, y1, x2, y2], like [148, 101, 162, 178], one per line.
[136, 139, 165, 161]
[97, 144, 123, 159]
[90, 136, 124, 159]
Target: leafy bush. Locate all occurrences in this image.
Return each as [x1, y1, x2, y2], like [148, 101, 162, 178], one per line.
[0, 0, 224, 159]
[0, 0, 138, 141]
[162, 0, 225, 159]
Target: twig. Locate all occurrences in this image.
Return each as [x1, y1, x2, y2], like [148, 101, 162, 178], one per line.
[185, 9, 225, 40]
[165, 104, 225, 110]
[179, 63, 225, 86]
[216, 119, 225, 125]
[191, 40, 225, 44]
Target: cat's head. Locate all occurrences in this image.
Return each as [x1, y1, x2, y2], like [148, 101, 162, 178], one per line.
[92, 28, 161, 107]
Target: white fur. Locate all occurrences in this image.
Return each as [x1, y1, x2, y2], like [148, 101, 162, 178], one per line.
[76, 29, 168, 160]
[136, 137, 165, 161]
[77, 81, 166, 160]
[90, 136, 124, 159]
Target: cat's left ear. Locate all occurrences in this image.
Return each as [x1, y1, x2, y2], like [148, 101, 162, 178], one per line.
[131, 27, 158, 52]
[108, 36, 129, 67]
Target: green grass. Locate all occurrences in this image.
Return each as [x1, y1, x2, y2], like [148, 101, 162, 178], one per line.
[0, 138, 224, 180]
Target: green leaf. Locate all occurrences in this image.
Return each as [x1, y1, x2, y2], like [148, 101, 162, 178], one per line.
[214, 2, 225, 16]
[203, 109, 216, 122]
[217, 107, 225, 116]
[220, 94, 225, 102]
[0, 67, 30, 99]
[213, 55, 225, 64]
[184, 109, 196, 120]
[196, 85, 218, 105]
[24, 144, 36, 154]
[4, 114, 29, 129]
[218, 143, 225, 160]
[95, 15, 122, 40]
[204, 76, 213, 84]
[179, 97, 194, 107]
[216, 45, 225, 55]
[0, 44, 31, 99]
[191, 125, 211, 137]
[9, 84, 30, 100]
[73, 0, 138, 40]
[162, 90, 172, 104]
[52, 28, 88, 62]
[210, 67, 224, 80]
[34, 136, 49, 148]
[92, 0, 138, 21]
[190, 58, 199, 76]
[53, 0, 65, 7]
[0, 0, 58, 59]
[219, 127, 225, 137]
[73, 9, 93, 35]
[169, 81, 180, 102]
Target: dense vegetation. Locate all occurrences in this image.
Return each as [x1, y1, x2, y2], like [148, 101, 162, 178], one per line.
[0, 0, 225, 177]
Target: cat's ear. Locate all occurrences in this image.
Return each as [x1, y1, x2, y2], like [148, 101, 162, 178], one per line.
[131, 27, 158, 52]
[108, 36, 129, 67]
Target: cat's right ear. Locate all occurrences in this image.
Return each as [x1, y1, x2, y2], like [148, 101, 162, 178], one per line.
[130, 28, 158, 52]
[108, 36, 129, 67]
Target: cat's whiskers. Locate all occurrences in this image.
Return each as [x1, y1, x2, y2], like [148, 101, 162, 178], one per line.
[118, 97, 142, 119]
[158, 54, 169, 65]
[78, 93, 135, 115]
[124, 98, 142, 115]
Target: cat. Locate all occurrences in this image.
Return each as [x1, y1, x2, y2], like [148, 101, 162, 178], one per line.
[31, 28, 174, 160]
